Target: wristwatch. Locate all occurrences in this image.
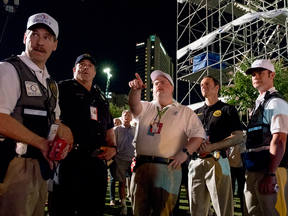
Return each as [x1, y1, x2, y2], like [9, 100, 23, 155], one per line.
[266, 171, 276, 177]
[182, 148, 190, 156]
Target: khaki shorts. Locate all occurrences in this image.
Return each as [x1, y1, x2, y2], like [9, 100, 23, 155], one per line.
[114, 157, 132, 182]
[0, 157, 47, 216]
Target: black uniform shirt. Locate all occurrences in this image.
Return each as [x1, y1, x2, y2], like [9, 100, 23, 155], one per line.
[58, 79, 113, 149]
[195, 100, 242, 144]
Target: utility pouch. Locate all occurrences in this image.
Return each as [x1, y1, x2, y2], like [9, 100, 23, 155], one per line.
[242, 150, 270, 172]
[0, 138, 16, 183]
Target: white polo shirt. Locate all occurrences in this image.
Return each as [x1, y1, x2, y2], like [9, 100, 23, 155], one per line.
[0, 52, 60, 119]
[255, 87, 288, 134]
[134, 100, 205, 158]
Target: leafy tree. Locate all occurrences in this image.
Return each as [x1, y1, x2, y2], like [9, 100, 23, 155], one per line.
[221, 57, 288, 117]
[109, 103, 130, 119]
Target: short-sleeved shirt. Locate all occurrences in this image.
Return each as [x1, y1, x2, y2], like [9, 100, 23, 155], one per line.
[114, 125, 135, 161]
[58, 79, 113, 148]
[134, 100, 205, 158]
[194, 100, 242, 144]
[0, 52, 60, 118]
[254, 87, 288, 135]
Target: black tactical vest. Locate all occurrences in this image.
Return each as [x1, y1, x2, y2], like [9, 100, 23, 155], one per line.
[3, 56, 58, 179]
[246, 91, 288, 168]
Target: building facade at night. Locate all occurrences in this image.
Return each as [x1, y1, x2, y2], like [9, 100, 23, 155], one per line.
[135, 35, 174, 101]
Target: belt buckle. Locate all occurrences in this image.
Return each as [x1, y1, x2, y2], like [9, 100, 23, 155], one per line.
[212, 150, 220, 161]
[146, 156, 154, 162]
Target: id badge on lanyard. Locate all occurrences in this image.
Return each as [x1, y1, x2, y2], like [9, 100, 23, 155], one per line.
[47, 123, 59, 141]
[147, 107, 167, 136]
[90, 106, 98, 121]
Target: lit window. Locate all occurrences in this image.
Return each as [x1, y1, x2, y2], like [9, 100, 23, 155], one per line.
[152, 46, 154, 49]
[145, 79, 147, 81]
[144, 94, 146, 96]
[136, 59, 138, 62]
[144, 97, 146, 99]
[151, 67, 154, 69]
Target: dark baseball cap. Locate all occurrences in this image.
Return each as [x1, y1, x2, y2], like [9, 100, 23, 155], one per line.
[74, 53, 96, 66]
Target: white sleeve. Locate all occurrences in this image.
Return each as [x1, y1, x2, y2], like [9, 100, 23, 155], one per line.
[0, 62, 20, 114]
[265, 98, 288, 134]
[133, 101, 148, 121]
[271, 114, 288, 134]
[185, 109, 206, 140]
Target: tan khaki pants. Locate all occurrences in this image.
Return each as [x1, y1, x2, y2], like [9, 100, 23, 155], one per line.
[188, 156, 234, 216]
[130, 163, 182, 216]
[0, 157, 47, 216]
[244, 167, 288, 216]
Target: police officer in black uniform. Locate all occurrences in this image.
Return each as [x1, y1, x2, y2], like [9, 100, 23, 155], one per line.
[50, 54, 116, 216]
[188, 76, 243, 216]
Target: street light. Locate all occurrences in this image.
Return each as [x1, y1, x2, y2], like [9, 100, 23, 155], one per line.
[104, 68, 112, 98]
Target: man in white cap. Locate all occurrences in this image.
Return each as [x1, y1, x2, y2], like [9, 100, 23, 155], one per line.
[243, 59, 288, 215]
[0, 13, 73, 216]
[128, 71, 205, 215]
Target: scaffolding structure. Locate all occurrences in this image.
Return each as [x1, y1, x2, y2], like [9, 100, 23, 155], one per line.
[176, 0, 288, 105]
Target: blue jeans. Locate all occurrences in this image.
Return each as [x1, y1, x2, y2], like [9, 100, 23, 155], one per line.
[109, 161, 116, 201]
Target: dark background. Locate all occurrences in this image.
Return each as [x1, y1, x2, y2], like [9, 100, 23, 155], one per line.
[0, 0, 178, 96]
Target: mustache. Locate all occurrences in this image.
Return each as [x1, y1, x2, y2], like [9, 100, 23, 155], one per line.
[33, 46, 46, 53]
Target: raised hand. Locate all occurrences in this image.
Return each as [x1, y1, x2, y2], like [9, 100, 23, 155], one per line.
[129, 73, 147, 90]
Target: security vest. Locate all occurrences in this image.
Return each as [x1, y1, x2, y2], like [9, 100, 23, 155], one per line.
[3, 56, 57, 176]
[246, 91, 288, 168]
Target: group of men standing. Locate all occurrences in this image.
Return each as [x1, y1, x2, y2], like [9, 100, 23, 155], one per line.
[0, 12, 287, 216]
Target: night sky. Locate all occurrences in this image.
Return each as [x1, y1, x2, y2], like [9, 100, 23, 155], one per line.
[0, 0, 177, 96]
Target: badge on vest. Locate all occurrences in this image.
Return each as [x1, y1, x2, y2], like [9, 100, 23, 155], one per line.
[49, 82, 57, 99]
[25, 81, 42, 96]
[90, 106, 98, 121]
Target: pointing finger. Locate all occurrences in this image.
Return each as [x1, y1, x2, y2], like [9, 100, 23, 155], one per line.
[135, 73, 141, 80]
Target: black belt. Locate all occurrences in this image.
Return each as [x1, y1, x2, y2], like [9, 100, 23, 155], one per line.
[192, 149, 226, 161]
[138, 155, 172, 165]
[73, 144, 102, 157]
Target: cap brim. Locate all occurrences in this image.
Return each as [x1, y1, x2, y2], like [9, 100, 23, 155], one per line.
[75, 57, 96, 66]
[28, 23, 56, 37]
[245, 67, 267, 75]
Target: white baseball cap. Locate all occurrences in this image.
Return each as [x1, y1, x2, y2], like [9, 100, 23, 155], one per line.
[245, 59, 275, 75]
[151, 70, 174, 86]
[27, 13, 59, 38]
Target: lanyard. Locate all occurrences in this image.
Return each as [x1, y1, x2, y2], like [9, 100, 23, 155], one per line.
[156, 107, 168, 122]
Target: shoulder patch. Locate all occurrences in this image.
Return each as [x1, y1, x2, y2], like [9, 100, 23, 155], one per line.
[197, 113, 203, 116]
[213, 110, 221, 117]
